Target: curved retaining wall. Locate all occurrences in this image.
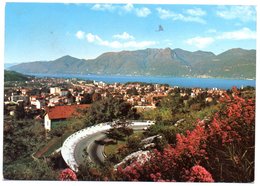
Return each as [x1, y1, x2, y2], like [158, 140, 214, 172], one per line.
[61, 121, 154, 172]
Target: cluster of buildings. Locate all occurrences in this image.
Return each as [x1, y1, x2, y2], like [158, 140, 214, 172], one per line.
[4, 77, 227, 130]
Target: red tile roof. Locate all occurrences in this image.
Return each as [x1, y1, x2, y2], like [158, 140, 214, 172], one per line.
[45, 104, 91, 120]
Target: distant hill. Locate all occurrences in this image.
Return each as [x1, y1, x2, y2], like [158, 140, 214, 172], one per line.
[9, 48, 256, 79]
[4, 70, 30, 81]
[4, 63, 20, 69]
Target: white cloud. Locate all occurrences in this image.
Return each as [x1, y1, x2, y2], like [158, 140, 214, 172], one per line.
[86, 33, 101, 43]
[186, 8, 206, 16]
[123, 3, 134, 12]
[157, 7, 176, 19]
[156, 7, 206, 24]
[216, 6, 256, 22]
[75, 30, 85, 40]
[86, 33, 94, 42]
[91, 3, 151, 18]
[135, 7, 151, 17]
[113, 32, 135, 40]
[217, 27, 256, 40]
[185, 37, 215, 49]
[85, 32, 156, 49]
[185, 27, 256, 49]
[91, 4, 116, 11]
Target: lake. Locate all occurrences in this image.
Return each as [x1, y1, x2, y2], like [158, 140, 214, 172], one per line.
[31, 73, 255, 90]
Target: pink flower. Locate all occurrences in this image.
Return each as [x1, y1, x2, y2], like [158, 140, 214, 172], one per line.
[115, 92, 254, 182]
[59, 168, 77, 181]
[186, 165, 214, 182]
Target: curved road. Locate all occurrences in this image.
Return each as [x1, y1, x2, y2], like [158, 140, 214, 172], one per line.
[74, 125, 147, 166]
[74, 131, 106, 166]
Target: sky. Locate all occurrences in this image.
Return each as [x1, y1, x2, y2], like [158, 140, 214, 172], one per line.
[4, 2, 257, 63]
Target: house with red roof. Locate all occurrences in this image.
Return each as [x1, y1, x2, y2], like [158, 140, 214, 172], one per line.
[44, 104, 91, 130]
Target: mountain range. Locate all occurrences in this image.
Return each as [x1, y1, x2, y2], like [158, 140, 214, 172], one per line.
[9, 48, 256, 79]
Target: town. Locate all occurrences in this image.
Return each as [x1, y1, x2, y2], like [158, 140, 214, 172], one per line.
[4, 76, 227, 131]
[3, 74, 255, 181]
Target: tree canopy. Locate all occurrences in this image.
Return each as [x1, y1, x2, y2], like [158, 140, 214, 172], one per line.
[83, 96, 139, 126]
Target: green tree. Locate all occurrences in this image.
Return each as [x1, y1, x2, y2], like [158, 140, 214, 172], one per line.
[3, 118, 46, 164]
[81, 93, 92, 104]
[126, 87, 139, 95]
[15, 104, 25, 120]
[159, 94, 184, 114]
[48, 124, 67, 137]
[126, 135, 142, 151]
[84, 97, 137, 126]
[106, 128, 125, 142]
[3, 159, 58, 180]
[92, 92, 102, 102]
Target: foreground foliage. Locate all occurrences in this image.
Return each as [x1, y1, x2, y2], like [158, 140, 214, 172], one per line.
[116, 88, 255, 182]
[3, 118, 59, 180]
[65, 88, 255, 182]
[3, 118, 46, 163]
[4, 158, 58, 180]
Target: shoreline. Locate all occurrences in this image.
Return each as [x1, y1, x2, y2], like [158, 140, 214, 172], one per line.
[20, 73, 256, 90]
[24, 72, 256, 81]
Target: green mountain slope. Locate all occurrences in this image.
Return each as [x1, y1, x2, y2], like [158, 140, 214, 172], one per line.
[193, 48, 256, 79]
[9, 48, 256, 79]
[4, 70, 29, 81]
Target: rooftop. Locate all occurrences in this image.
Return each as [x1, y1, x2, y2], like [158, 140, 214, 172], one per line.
[45, 104, 91, 120]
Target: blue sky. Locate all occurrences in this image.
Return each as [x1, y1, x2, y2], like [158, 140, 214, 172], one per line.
[4, 3, 256, 63]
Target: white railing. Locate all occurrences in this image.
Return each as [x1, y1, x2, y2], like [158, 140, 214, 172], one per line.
[61, 121, 155, 172]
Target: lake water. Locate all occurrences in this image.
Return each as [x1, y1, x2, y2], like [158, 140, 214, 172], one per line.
[31, 73, 255, 90]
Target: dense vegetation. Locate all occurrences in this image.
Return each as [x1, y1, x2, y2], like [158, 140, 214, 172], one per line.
[116, 88, 255, 182]
[3, 117, 59, 180]
[60, 87, 255, 182]
[4, 70, 29, 81]
[82, 96, 140, 127]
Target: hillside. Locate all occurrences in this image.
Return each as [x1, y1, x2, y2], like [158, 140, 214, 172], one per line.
[4, 63, 19, 69]
[9, 48, 256, 79]
[4, 70, 30, 81]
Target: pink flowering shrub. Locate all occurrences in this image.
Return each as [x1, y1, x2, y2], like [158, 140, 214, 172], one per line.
[183, 165, 214, 182]
[204, 90, 255, 182]
[59, 168, 77, 181]
[117, 89, 255, 182]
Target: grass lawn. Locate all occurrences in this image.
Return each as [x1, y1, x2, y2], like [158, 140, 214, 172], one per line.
[104, 140, 126, 156]
[34, 131, 74, 158]
[43, 132, 73, 156]
[104, 131, 144, 156]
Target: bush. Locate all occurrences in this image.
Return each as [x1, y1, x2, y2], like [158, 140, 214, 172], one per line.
[127, 135, 142, 151]
[4, 159, 58, 180]
[59, 168, 77, 181]
[116, 91, 255, 182]
[183, 165, 214, 182]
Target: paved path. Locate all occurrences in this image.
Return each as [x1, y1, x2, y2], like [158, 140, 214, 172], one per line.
[74, 131, 106, 166]
[74, 125, 146, 166]
[61, 121, 154, 171]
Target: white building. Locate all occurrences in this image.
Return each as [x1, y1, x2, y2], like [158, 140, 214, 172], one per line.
[50, 87, 61, 95]
[34, 99, 46, 109]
